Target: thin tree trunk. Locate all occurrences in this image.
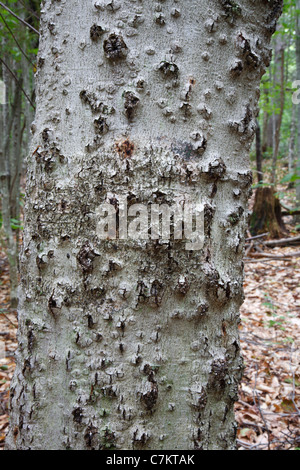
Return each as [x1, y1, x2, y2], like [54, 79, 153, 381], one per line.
[256, 119, 263, 183]
[288, 105, 296, 176]
[296, 0, 300, 221]
[21, 15, 34, 156]
[0, 59, 19, 308]
[262, 93, 270, 153]
[10, 75, 23, 282]
[251, 187, 285, 238]
[10, 76, 22, 222]
[271, 31, 285, 185]
[7, 0, 283, 451]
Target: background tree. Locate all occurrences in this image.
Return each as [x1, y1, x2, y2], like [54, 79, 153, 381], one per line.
[0, 0, 38, 307]
[251, 0, 300, 236]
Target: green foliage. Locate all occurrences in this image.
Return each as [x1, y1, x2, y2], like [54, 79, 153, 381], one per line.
[0, 0, 40, 65]
[252, 182, 275, 189]
[268, 317, 286, 329]
[263, 294, 287, 330]
[0, 211, 23, 231]
[280, 169, 300, 183]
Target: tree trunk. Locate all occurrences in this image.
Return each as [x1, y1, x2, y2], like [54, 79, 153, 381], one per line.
[262, 90, 271, 153]
[21, 17, 35, 157]
[10, 76, 23, 222]
[0, 55, 19, 308]
[270, 29, 285, 185]
[7, 0, 282, 451]
[255, 118, 263, 183]
[250, 187, 285, 238]
[288, 104, 296, 177]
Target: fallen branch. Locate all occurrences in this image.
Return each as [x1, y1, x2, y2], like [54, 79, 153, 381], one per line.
[253, 363, 271, 450]
[248, 251, 300, 260]
[280, 201, 300, 216]
[282, 210, 300, 216]
[245, 258, 289, 265]
[240, 422, 269, 433]
[245, 242, 254, 257]
[0, 312, 17, 329]
[246, 233, 269, 242]
[263, 235, 300, 247]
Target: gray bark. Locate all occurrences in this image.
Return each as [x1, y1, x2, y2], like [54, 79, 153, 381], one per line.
[288, 104, 296, 175]
[7, 0, 282, 451]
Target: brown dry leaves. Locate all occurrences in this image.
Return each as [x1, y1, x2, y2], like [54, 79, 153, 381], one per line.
[0, 249, 17, 448]
[0, 246, 299, 449]
[237, 247, 300, 450]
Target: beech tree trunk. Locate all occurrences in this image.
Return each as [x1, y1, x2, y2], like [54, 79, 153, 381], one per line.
[7, 0, 282, 451]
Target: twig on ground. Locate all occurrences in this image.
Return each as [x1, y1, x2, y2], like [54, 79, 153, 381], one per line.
[263, 235, 300, 247]
[248, 251, 300, 260]
[246, 233, 269, 242]
[0, 312, 17, 329]
[253, 363, 271, 451]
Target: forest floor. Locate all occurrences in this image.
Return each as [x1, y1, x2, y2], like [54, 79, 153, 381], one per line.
[0, 239, 299, 450]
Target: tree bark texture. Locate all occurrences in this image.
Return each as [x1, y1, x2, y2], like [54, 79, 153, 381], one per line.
[7, 0, 282, 450]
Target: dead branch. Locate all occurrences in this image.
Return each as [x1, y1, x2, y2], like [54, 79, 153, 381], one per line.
[263, 235, 300, 247]
[282, 210, 300, 216]
[246, 233, 269, 242]
[248, 251, 300, 260]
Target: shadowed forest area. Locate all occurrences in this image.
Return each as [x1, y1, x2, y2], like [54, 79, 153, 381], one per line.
[0, 0, 299, 451]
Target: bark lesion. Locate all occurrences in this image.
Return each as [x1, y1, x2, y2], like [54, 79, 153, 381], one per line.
[139, 364, 159, 412]
[77, 243, 96, 274]
[103, 33, 128, 60]
[219, 0, 242, 25]
[90, 24, 105, 41]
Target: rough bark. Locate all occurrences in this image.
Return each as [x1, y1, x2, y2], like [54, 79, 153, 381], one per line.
[7, 0, 282, 451]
